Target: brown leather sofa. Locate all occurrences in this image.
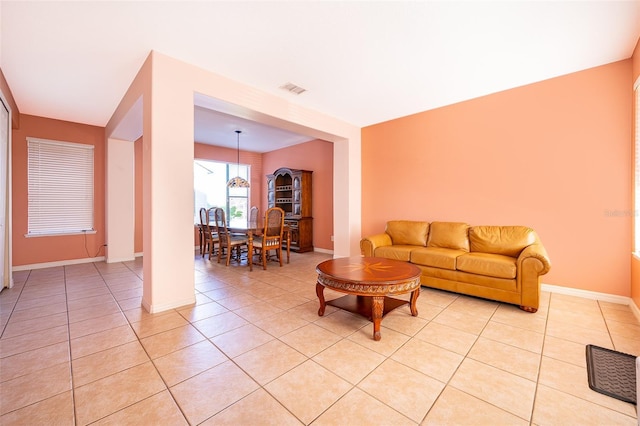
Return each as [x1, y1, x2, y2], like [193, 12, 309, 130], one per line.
[360, 221, 551, 312]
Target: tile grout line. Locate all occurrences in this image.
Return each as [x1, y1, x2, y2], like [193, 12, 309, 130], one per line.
[62, 264, 79, 426]
[0, 270, 30, 340]
[529, 287, 553, 426]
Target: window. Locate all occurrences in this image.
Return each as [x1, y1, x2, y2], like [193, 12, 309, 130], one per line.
[27, 138, 94, 236]
[194, 159, 249, 227]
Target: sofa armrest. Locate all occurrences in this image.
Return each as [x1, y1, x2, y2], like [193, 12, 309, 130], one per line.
[360, 233, 392, 257]
[518, 243, 551, 276]
[517, 242, 551, 312]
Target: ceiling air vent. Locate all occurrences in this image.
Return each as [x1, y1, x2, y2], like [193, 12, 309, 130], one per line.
[279, 82, 307, 95]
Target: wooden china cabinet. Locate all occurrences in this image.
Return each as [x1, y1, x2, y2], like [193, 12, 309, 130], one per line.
[266, 168, 313, 253]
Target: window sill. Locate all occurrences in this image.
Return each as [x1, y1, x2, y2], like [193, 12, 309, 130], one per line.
[25, 230, 97, 238]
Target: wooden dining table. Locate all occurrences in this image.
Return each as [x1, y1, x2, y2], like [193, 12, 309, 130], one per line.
[211, 223, 291, 270]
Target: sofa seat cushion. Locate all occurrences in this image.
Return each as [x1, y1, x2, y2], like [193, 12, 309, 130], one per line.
[410, 247, 466, 270]
[375, 245, 414, 262]
[386, 220, 430, 246]
[421, 266, 517, 293]
[456, 253, 517, 279]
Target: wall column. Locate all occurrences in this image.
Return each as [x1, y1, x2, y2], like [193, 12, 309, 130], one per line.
[105, 138, 135, 263]
[142, 55, 196, 312]
[333, 132, 361, 258]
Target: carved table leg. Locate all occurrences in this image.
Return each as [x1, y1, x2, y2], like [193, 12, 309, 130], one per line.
[316, 282, 326, 316]
[372, 296, 384, 341]
[409, 289, 420, 317]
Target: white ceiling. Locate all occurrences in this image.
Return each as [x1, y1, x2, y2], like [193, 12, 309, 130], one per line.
[1, 1, 639, 152]
[194, 106, 315, 152]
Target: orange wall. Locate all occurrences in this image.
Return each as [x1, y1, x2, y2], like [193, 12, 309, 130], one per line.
[631, 38, 640, 309]
[263, 139, 334, 250]
[12, 115, 106, 266]
[363, 60, 633, 296]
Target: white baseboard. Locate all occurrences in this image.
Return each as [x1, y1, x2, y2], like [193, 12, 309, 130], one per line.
[106, 256, 135, 263]
[13, 256, 106, 271]
[142, 295, 195, 313]
[542, 282, 640, 323]
[631, 301, 640, 324]
[541, 283, 631, 304]
[314, 248, 334, 255]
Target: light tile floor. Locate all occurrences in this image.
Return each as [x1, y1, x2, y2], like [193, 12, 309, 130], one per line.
[1, 251, 639, 425]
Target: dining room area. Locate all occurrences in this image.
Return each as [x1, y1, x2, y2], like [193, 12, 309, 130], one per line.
[193, 134, 324, 271]
[196, 204, 291, 272]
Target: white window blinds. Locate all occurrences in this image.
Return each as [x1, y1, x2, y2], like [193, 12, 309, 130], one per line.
[27, 137, 94, 235]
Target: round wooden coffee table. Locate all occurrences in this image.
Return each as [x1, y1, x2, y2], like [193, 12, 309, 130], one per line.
[316, 257, 422, 341]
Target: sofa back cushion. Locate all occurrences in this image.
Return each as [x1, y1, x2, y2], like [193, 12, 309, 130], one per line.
[427, 222, 470, 251]
[469, 226, 537, 257]
[385, 221, 430, 246]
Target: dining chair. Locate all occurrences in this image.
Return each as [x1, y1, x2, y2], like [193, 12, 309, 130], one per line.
[247, 206, 261, 251]
[212, 207, 249, 266]
[197, 208, 205, 255]
[199, 207, 218, 259]
[248, 206, 260, 229]
[252, 207, 285, 270]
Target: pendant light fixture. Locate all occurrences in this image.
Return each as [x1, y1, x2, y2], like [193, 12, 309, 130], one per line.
[227, 130, 250, 188]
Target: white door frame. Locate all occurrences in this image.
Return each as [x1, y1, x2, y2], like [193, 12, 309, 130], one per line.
[0, 93, 13, 289]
